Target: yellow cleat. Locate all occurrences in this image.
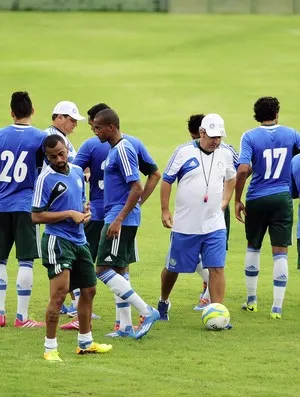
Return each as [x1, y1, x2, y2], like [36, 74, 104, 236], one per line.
[241, 302, 258, 312]
[270, 312, 281, 319]
[76, 342, 112, 355]
[44, 350, 63, 362]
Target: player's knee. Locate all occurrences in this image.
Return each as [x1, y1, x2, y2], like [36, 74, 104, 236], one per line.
[80, 286, 96, 301]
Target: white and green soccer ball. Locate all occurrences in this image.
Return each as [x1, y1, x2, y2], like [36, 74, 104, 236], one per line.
[201, 303, 230, 330]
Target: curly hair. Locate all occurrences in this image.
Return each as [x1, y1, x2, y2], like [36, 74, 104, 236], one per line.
[253, 97, 280, 123]
[187, 114, 205, 135]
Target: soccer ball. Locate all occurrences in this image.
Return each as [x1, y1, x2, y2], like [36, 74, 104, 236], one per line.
[201, 303, 230, 330]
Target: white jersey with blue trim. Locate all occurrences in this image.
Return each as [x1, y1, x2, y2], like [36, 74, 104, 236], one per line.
[163, 140, 236, 235]
[44, 126, 77, 162]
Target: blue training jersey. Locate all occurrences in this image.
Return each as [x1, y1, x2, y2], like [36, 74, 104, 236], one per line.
[32, 164, 87, 245]
[73, 134, 158, 221]
[290, 154, 300, 238]
[0, 124, 48, 212]
[239, 125, 300, 200]
[104, 138, 140, 226]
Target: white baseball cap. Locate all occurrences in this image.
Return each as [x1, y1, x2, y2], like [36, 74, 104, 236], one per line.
[52, 101, 85, 121]
[200, 113, 226, 137]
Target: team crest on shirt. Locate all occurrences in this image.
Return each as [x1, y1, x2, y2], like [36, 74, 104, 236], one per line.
[217, 161, 225, 171]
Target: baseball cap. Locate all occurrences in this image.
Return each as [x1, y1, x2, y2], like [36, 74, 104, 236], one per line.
[200, 113, 226, 137]
[52, 101, 85, 121]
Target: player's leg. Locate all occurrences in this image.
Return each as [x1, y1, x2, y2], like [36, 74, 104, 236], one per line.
[14, 212, 44, 327]
[269, 192, 292, 319]
[65, 220, 104, 320]
[157, 235, 178, 320]
[96, 224, 159, 339]
[72, 244, 112, 355]
[159, 232, 201, 319]
[194, 258, 210, 311]
[42, 234, 74, 361]
[0, 212, 14, 327]
[242, 198, 267, 312]
[202, 229, 227, 304]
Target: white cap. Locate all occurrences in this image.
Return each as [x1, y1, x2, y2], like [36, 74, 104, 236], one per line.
[52, 101, 85, 121]
[200, 113, 226, 137]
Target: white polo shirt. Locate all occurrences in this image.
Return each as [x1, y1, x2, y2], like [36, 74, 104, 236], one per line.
[44, 126, 77, 162]
[163, 140, 236, 235]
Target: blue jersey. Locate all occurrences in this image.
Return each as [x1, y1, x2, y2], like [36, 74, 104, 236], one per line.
[220, 141, 239, 169]
[73, 134, 158, 221]
[0, 124, 47, 212]
[104, 138, 140, 226]
[32, 164, 87, 245]
[290, 154, 300, 238]
[239, 125, 300, 200]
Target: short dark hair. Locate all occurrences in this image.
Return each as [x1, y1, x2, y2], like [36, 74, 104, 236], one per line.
[43, 134, 66, 151]
[87, 103, 110, 121]
[254, 97, 280, 123]
[187, 114, 206, 134]
[10, 91, 33, 119]
[94, 108, 119, 129]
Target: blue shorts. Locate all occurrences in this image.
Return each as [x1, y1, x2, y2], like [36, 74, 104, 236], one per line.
[166, 229, 227, 273]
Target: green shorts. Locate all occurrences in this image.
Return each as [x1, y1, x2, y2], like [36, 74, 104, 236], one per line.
[245, 192, 293, 249]
[41, 234, 96, 290]
[84, 220, 104, 262]
[97, 224, 138, 267]
[0, 212, 41, 260]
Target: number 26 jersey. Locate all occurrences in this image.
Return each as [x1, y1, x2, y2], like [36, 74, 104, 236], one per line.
[239, 125, 300, 200]
[0, 124, 47, 212]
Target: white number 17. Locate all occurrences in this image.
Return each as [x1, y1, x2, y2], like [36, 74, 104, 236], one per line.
[263, 148, 287, 179]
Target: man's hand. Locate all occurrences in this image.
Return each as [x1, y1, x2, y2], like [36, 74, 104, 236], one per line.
[107, 219, 122, 239]
[235, 201, 246, 223]
[69, 210, 86, 224]
[161, 209, 173, 228]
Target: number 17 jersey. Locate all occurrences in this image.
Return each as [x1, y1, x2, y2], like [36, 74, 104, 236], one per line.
[0, 124, 47, 212]
[239, 125, 300, 200]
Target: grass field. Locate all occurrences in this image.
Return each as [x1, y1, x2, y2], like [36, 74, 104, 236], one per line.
[1, 11, 300, 397]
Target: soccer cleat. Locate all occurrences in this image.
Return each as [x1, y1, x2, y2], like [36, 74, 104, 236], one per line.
[44, 350, 63, 362]
[225, 323, 233, 330]
[60, 304, 69, 315]
[270, 312, 281, 319]
[14, 318, 45, 328]
[105, 328, 135, 338]
[66, 303, 77, 318]
[0, 314, 6, 327]
[76, 342, 112, 355]
[60, 319, 79, 330]
[193, 298, 211, 311]
[66, 304, 100, 320]
[113, 316, 144, 332]
[157, 300, 171, 321]
[241, 302, 258, 312]
[135, 307, 160, 339]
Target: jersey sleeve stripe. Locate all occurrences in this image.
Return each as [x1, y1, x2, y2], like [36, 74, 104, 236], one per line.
[118, 142, 133, 176]
[32, 169, 50, 208]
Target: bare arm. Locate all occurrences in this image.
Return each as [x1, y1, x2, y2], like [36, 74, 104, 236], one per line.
[235, 164, 251, 223]
[222, 177, 236, 210]
[32, 210, 85, 225]
[107, 181, 143, 239]
[140, 170, 161, 206]
[160, 180, 173, 228]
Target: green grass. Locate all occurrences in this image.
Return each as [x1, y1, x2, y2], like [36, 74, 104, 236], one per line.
[1, 11, 300, 397]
